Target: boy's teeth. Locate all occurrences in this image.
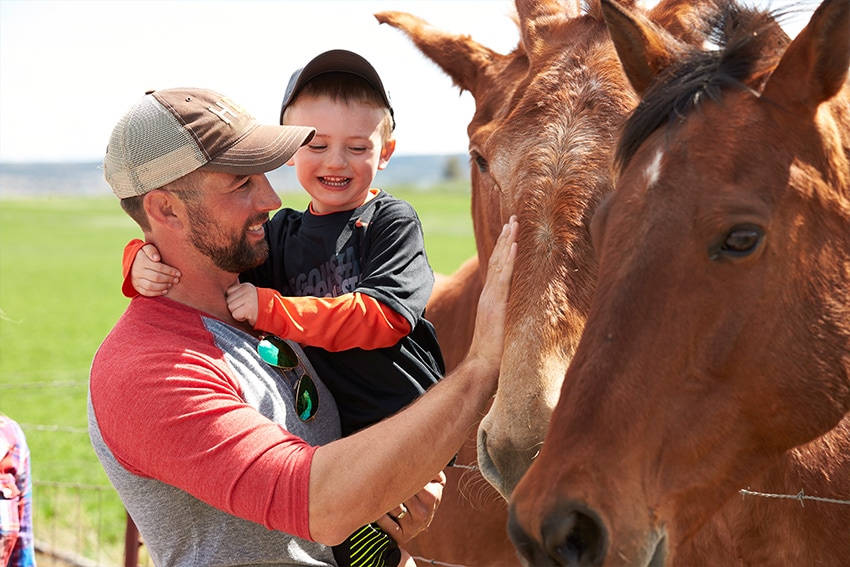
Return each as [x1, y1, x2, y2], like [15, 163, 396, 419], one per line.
[322, 176, 349, 187]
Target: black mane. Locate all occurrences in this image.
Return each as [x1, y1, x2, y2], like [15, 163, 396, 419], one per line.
[614, 0, 792, 173]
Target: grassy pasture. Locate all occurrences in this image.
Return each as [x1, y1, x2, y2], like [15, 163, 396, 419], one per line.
[0, 181, 475, 563]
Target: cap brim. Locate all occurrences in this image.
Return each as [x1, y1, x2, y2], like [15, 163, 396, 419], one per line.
[203, 124, 315, 175]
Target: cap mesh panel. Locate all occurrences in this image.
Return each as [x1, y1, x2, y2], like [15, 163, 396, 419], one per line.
[104, 97, 206, 197]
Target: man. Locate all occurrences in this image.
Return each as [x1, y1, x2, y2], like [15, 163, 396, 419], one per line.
[88, 87, 517, 566]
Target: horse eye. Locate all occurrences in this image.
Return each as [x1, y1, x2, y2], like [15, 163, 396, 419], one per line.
[722, 227, 761, 254]
[471, 151, 489, 173]
[710, 225, 763, 260]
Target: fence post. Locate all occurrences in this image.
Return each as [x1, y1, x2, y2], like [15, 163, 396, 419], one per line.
[124, 511, 141, 567]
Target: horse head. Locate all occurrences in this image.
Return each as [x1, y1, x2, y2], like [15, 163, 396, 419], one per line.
[509, 0, 850, 563]
[383, 0, 638, 500]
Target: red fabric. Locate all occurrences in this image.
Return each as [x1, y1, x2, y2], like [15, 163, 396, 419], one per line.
[89, 297, 317, 538]
[121, 238, 146, 299]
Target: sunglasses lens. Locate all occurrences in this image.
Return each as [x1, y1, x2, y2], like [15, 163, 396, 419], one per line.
[257, 336, 317, 421]
[295, 375, 319, 421]
[257, 336, 298, 368]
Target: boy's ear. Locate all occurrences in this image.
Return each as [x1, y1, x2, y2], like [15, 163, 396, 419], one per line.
[378, 139, 396, 170]
[144, 190, 184, 230]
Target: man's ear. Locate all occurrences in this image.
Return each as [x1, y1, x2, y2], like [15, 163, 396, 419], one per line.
[378, 139, 396, 170]
[144, 190, 184, 230]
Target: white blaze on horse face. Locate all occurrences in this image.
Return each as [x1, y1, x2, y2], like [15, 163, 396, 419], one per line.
[643, 149, 665, 192]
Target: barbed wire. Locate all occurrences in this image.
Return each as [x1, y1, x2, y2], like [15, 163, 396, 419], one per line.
[0, 379, 88, 389]
[412, 557, 469, 567]
[0, 368, 89, 377]
[0, 368, 89, 389]
[20, 423, 89, 434]
[35, 480, 112, 491]
[740, 487, 850, 507]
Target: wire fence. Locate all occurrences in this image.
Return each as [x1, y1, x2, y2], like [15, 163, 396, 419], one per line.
[32, 481, 136, 567]
[30, 479, 151, 567]
[0, 368, 152, 567]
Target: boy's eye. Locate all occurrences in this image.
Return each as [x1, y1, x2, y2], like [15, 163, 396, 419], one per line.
[308, 144, 327, 151]
[349, 146, 367, 153]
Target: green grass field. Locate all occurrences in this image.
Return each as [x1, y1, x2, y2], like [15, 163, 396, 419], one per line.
[0, 182, 475, 563]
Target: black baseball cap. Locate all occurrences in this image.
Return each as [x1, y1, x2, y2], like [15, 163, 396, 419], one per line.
[279, 49, 395, 130]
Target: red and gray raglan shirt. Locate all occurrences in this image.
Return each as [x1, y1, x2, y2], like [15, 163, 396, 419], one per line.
[88, 296, 341, 567]
[121, 190, 446, 437]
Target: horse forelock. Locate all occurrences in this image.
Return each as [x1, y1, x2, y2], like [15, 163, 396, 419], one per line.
[501, 107, 625, 333]
[485, 19, 635, 331]
[615, 1, 790, 174]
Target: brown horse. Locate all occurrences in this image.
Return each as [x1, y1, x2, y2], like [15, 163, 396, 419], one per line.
[377, 1, 711, 565]
[471, 0, 719, 503]
[509, 0, 850, 564]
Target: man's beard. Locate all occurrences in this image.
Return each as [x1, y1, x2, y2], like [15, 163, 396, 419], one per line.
[185, 201, 270, 273]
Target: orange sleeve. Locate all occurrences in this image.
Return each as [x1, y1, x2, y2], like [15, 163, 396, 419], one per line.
[253, 288, 411, 352]
[121, 239, 147, 299]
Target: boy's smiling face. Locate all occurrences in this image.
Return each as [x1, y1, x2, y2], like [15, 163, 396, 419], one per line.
[286, 95, 395, 214]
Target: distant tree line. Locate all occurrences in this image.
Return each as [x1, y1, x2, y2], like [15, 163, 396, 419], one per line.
[442, 155, 465, 180]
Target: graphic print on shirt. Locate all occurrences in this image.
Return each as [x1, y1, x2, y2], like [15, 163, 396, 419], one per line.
[289, 245, 360, 297]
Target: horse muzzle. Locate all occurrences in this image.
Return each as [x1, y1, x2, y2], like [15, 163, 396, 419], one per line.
[508, 497, 668, 567]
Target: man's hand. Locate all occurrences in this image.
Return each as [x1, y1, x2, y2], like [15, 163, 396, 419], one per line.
[467, 216, 518, 371]
[375, 471, 446, 544]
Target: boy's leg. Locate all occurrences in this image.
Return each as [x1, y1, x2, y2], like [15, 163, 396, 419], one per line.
[332, 523, 401, 567]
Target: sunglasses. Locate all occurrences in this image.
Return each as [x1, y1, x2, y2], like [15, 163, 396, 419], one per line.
[257, 335, 319, 422]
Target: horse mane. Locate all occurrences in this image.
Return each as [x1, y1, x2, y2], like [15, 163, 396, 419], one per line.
[614, 0, 794, 173]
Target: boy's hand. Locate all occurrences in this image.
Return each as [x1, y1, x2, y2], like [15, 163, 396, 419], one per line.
[132, 244, 180, 296]
[226, 282, 259, 326]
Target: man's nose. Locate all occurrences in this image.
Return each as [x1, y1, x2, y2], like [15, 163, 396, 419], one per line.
[254, 174, 282, 211]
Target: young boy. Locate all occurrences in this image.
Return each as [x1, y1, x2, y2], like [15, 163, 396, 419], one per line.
[124, 50, 445, 567]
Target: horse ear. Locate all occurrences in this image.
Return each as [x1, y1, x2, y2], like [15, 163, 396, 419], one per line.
[516, 0, 581, 57]
[649, 0, 717, 47]
[601, 0, 682, 94]
[375, 11, 504, 99]
[762, 0, 850, 113]
[515, 0, 640, 58]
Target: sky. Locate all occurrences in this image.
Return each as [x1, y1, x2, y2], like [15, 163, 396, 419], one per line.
[0, 0, 815, 163]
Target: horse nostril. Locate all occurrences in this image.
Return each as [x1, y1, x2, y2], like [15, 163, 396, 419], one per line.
[543, 508, 607, 566]
[508, 506, 551, 566]
[477, 427, 508, 496]
[509, 501, 608, 566]
[477, 430, 494, 467]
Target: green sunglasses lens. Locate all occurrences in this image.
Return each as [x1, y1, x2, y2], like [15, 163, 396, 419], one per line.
[295, 376, 319, 421]
[257, 335, 299, 368]
[257, 335, 318, 421]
